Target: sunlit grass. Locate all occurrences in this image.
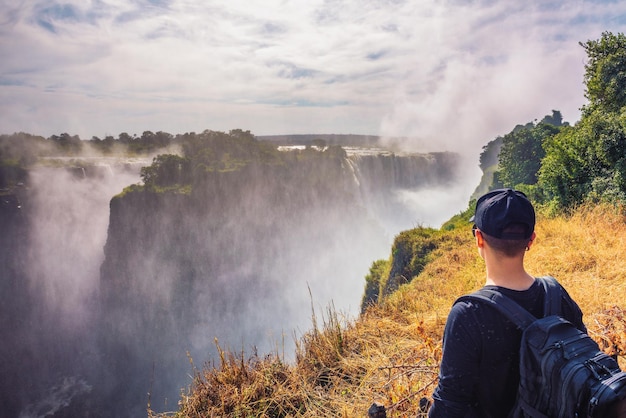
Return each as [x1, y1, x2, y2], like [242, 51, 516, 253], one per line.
[155, 203, 626, 417]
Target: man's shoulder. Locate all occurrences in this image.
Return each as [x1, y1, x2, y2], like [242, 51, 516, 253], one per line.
[450, 294, 502, 323]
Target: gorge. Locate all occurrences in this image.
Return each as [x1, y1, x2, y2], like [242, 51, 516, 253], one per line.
[0, 134, 471, 417]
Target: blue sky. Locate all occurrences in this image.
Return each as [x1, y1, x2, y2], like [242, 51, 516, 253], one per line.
[2, 0, 626, 153]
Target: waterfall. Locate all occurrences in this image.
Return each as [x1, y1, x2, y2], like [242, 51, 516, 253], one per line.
[345, 149, 461, 232]
[1, 147, 467, 417]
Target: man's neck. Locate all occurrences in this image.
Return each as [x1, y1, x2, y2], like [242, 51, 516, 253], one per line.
[484, 254, 535, 290]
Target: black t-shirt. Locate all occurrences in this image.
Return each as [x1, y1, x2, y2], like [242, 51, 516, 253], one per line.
[429, 278, 586, 418]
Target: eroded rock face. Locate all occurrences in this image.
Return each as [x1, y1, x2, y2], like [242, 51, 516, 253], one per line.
[2, 149, 462, 417]
[0, 194, 29, 418]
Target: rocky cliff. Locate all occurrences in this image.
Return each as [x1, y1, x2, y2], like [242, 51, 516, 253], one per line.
[0, 139, 462, 417]
[97, 146, 461, 415]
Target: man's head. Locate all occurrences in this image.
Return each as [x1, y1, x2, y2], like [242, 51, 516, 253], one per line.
[472, 188, 535, 239]
[471, 189, 535, 256]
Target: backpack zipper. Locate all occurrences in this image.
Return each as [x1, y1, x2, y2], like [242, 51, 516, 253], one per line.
[537, 341, 562, 413]
[558, 360, 587, 417]
[544, 334, 594, 417]
[587, 372, 626, 416]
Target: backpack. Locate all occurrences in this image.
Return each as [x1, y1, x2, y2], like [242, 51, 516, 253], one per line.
[458, 276, 626, 418]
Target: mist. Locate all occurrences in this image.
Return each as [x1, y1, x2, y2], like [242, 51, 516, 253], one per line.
[25, 166, 137, 324]
[5, 1, 620, 141]
[0, 159, 144, 417]
[0, 146, 475, 417]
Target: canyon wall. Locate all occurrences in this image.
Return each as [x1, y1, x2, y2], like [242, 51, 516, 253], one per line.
[0, 146, 462, 417]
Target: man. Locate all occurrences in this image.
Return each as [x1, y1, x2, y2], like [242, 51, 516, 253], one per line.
[428, 188, 586, 417]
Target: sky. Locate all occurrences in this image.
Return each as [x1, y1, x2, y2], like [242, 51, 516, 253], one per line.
[2, 0, 626, 153]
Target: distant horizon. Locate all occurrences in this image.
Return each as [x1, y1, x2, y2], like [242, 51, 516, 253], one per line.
[3, 131, 465, 155]
[3, 130, 392, 146]
[4, 1, 626, 155]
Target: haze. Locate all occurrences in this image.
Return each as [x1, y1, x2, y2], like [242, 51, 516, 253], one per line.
[3, 0, 626, 157]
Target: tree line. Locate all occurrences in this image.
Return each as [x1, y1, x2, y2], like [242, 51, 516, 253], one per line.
[138, 129, 347, 191]
[0, 130, 176, 159]
[0, 130, 180, 189]
[0, 128, 342, 191]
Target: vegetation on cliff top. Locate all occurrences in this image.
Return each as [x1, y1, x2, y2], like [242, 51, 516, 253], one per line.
[137, 129, 348, 192]
[481, 32, 626, 211]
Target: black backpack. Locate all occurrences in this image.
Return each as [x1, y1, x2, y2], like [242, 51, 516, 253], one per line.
[458, 276, 626, 417]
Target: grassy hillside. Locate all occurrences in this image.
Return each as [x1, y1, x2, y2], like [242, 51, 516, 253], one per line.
[156, 204, 626, 417]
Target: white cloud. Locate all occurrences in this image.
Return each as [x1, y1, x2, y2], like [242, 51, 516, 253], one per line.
[1, 0, 626, 148]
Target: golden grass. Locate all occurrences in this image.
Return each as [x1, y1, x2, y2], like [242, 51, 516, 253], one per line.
[157, 204, 626, 417]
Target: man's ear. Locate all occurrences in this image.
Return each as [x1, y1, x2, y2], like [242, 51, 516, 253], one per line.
[526, 231, 537, 250]
[475, 229, 485, 247]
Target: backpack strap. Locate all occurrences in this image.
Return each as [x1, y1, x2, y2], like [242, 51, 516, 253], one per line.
[456, 276, 562, 330]
[457, 288, 536, 330]
[536, 276, 562, 316]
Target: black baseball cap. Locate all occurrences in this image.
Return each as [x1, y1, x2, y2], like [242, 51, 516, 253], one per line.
[470, 188, 535, 239]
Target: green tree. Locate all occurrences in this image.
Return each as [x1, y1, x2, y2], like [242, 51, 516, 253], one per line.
[580, 31, 626, 114]
[538, 125, 590, 208]
[540, 110, 565, 127]
[361, 259, 389, 312]
[479, 137, 503, 171]
[154, 131, 173, 148]
[536, 33, 626, 208]
[118, 132, 133, 144]
[49, 133, 82, 153]
[497, 118, 560, 188]
[180, 130, 281, 173]
[539, 110, 626, 207]
[0, 132, 49, 165]
[140, 154, 190, 188]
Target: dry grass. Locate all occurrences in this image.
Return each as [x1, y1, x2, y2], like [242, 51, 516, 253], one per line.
[156, 204, 626, 417]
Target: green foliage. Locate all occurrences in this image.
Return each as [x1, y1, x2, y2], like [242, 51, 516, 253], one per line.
[382, 227, 441, 297]
[475, 111, 564, 198]
[540, 110, 566, 127]
[581, 31, 626, 114]
[472, 163, 501, 200]
[118, 132, 133, 144]
[534, 33, 626, 209]
[539, 110, 626, 208]
[49, 133, 83, 154]
[180, 129, 283, 173]
[115, 183, 144, 199]
[472, 31, 626, 211]
[0, 130, 181, 172]
[127, 131, 174, 153]
[0, 133, 51, 188]
[134, 130, 353, 202]
[0, 132, 52, 164]
[140, 154, 191, 189]
[441, 203, 475, 231]
[478, 136, 502, 172]
[536, 32, 626, 209]
[136, 130, 282, 191]
[361, 259, 390, 312]
[498, 114, 562, 188]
